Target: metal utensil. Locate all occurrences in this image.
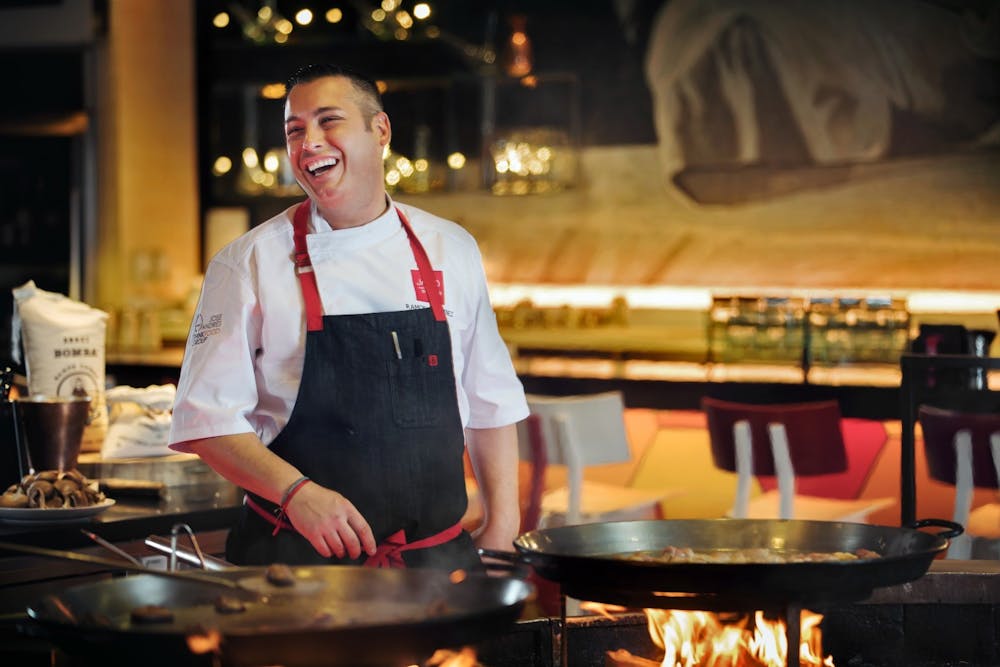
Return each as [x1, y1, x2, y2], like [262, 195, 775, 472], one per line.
[79, 528, 143, 566]
[0, 540, 240, 590]
[144, 534, 233, 571]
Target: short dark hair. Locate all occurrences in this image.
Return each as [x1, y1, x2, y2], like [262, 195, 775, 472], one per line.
[286, 64, 383, 122]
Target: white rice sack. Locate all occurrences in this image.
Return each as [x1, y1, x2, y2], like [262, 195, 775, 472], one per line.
[101, 384, 176, 459]
[12, 280, 109, 452]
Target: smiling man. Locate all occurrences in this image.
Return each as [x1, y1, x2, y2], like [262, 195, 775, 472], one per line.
[168, 64, 528, 571]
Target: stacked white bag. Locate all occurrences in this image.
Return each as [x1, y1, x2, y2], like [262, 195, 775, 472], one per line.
[102, 384, 176, 459]
[12, 280, 109, 452]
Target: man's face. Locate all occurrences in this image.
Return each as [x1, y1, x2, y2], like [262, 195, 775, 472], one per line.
[284, 76, 390, 228]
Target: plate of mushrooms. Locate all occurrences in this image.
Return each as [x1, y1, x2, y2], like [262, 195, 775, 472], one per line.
[0, 469, 114, 523]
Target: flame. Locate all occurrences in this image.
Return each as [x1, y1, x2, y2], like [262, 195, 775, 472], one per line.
[580, 601, 629, 619]
[185, 627, 222, 655]
[419, 647, 480, 667]
[644, 609, 835, 667]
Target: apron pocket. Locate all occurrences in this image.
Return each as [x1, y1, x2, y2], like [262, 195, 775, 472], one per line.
[387, 356, 452, 428]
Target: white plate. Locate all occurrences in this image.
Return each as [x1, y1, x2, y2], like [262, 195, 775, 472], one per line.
[0, 498, 116, 524]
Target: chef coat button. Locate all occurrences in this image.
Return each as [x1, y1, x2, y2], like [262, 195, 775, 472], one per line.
[347, 428, 356, 436]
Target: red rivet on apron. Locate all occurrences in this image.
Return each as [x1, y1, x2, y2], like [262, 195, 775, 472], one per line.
[428, 354, 438, 367]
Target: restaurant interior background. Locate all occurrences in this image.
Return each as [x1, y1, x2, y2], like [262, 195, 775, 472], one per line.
[0, 1, 999, 536]
[2, 0, 997, 352]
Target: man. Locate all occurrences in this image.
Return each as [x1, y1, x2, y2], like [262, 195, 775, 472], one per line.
[168, 64, 528, 571]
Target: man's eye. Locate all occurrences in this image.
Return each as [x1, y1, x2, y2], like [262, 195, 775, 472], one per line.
[320, 115, 343, 124]
[285, 127, 303, 137]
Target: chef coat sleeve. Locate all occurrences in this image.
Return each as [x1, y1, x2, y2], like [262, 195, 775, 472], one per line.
[168, 255, 263, 450]
[459, 244, 529, 430]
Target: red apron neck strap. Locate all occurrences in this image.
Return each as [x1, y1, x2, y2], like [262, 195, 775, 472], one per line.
[292, 200, 324, 332]
[395, 207, 446, 322]
[291, 202, 447, 330]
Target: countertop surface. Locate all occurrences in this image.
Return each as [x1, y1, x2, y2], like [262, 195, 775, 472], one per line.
[0, 480, 243, 550]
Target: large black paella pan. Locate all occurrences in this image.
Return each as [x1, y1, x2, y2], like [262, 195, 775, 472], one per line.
[510, 518, 960, 607]
[20, 564, 532, 667]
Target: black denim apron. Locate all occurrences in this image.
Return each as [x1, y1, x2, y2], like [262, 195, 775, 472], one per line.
[227, 200, 478, 571]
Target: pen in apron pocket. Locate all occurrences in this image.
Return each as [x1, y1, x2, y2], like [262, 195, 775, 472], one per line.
[390, 330, 402, 359]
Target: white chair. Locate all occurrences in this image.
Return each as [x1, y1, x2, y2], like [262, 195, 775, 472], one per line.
[517, 391, 683, 529]
[919, 405, 1000, 559]
[702, 397, 895, 522]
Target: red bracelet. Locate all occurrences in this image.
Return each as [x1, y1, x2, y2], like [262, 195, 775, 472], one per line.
[272, 476, 311, 536]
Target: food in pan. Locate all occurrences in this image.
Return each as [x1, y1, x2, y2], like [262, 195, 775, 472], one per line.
[618, 545, 882, 564]
[264, 562, 297, 587]
[212, 595, 247, 614]
[425, 598, 452, 617]
[0, 469, 105, 509]
[130, 604, 174, 624]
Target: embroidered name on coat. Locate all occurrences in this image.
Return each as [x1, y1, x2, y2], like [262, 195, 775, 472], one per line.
[191, 313, 223, 346]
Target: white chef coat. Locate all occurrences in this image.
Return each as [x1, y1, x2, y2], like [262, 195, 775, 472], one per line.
[168, 199, 528, 450]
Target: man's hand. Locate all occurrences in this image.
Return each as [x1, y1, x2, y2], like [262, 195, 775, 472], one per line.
[285, 482, 377, 559]
[471, 522, 519, 553]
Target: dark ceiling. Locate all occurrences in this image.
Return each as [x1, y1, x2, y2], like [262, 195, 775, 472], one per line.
[196, 0, 663, 147]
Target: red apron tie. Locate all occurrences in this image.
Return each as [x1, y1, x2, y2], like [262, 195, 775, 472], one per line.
[363, 522, 464, 569]
[245, 496, 462, 569]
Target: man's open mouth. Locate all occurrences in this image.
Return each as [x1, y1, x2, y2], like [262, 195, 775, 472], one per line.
[306, 157, 339, 176]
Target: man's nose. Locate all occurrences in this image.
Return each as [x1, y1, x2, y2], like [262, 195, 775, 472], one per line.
[303, 124, 324, 149]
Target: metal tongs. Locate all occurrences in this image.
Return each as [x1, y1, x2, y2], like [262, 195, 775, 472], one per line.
[143, 522, 234, 571]
[84, 522, 231, 571]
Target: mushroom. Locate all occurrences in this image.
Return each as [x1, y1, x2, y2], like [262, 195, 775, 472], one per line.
[0, 488, 29, 508]
[264, 563, 296, 587]
[60, 469, 86, 485]
[54, 477, 81, 497]
[65, 489, 90, 507]
[212, 595, 247, 614]
[26, 480, 55, 508]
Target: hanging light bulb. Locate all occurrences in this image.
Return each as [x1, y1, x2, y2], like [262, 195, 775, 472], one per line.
[503, 14, 533, 78]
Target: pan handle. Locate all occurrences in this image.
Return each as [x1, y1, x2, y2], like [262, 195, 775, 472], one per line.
[909, 518, 964, 539]
[478, 548, 530, 577]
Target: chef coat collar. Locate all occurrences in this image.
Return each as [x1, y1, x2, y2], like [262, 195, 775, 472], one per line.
[305, 196, 403, 257]
[307, 194, 397, 235]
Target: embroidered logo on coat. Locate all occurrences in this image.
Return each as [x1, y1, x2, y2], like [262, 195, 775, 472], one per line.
[411, 270, 444, 304]
[191, 313, 223, 346]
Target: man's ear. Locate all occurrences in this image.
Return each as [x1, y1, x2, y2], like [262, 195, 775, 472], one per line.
[373, 111, 391, 147]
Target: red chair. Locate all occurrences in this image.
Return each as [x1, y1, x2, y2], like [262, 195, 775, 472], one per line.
[702, 397, 894, 521]
[918, 405, 1000, 558]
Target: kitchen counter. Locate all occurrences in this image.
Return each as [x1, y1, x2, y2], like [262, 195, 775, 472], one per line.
[0, 480, 241, 666]
[0, 480, 243, 607]
[0, 479, 243, 549]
